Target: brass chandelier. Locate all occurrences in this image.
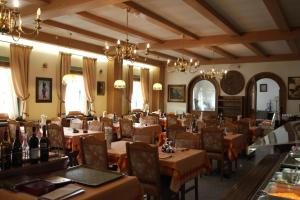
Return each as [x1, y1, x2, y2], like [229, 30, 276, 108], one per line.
[0, 0, 42, 41]
[104, 8, 149, 63]
[167, 57, 200, 73]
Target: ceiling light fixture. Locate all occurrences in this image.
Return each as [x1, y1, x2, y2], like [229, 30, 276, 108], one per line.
[104, 8, 150, 63]
[0, 0, 42, 41]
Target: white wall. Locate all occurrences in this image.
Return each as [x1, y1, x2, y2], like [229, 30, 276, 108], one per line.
[165, 61, 300, 114]
[256, 78, 279, 112]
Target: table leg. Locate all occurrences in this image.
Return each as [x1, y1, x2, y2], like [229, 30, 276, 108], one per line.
[180, 183, 185, 200]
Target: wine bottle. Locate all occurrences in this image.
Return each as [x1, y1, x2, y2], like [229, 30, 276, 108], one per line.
[40, 126, 49, 162]
[12, 129, 22, 167]
[29, 127, 39, 164]
[0, 128, 11, 170]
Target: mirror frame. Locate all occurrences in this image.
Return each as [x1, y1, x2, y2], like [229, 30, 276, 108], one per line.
[187, 76, 220, 116]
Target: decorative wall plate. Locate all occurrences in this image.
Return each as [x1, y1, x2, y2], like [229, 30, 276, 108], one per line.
[220, 70, 245, 95]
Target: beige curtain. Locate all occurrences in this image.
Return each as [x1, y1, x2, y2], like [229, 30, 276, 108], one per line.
[10, 44, 32, 119]
[57, 52, 71, 116]
[159, 66, 165, 112]
[152, 67, 160, 111]
[141, 68, 150, 106]
[126, 65, 133, 111]
[83, 57, 97, 115]
[107, 58, 123, 115]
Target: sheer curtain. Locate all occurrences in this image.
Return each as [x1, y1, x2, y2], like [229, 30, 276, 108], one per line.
[0, 67, 18, 119]
[64, 75, 87, 115]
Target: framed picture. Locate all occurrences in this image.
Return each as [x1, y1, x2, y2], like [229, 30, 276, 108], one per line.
[168, 84, 186, 102]
[260, 84, 267, 92]
[97, 81, 105, 95]
[36, 77, 52, 103]
[288, 77, 300, 100]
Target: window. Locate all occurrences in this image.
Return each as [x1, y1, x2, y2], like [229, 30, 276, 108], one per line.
[192, 80, 216, 111]
[131, 81, 144, 110]
[64, 75, 87, 115]
[0, 67, 18, 119]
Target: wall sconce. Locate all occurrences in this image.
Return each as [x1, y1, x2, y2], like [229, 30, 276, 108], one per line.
[114, 80, 126, 89]
[153, 83, 162, 91]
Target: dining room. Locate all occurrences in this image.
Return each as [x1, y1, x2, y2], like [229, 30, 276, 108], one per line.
[0, 0, 300, 200]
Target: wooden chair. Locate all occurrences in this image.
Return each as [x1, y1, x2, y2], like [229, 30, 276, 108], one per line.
[24, 121, 40, 138]
[80, 136, 108, 170]
[88, 120, 102, 131]
[204, 118, 218, 128]
[7, 120, 20, 143]
[51, 117, 61, 126]
[133, 132, 155, 144]
[175, 132, 201, 149]
[140, 115, 159, 125]
[237, 119, 251, 145]
[100, 117, 113, 130]
[202, 127, 227, 181]
[47, 123, 77, 166]
[119, 118, 134, 140]
[166, 114, 178, 129]
[126, 142, 161, 199]
[167, 125, 185, 144]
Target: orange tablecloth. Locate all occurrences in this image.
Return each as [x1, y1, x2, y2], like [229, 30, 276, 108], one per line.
[107, 141, 210, 192]
[64, 127, 104, 164]
[224, 133, 246, 161]
[0, 176, 143, 200]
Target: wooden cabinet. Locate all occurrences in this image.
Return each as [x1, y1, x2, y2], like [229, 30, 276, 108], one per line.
[218, 96, 244, 118]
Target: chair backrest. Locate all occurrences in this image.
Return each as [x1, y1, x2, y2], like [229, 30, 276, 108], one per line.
[8, 120, 20, 142]
[88, 120, 102, 131]
[119, 118, 134, 138]
[24, 121, 40, 138]
[133, 132, 155, 144]
[175, 132, 201, 149]
[101, 117, 113, 130]
[126, 142, 161, 190]
[237, 119, 251, 143]
[166, 114, 178, 128]
[140, 115, 159, 125]
[0, 113, 9, 120]
[51, 117, 61, 126]
[80, 136, 108, 170]
[224, 121, 238, 133]
[47, 123, 65, 152]
[167, 124, 186, 143]
[61, 118, 70, 127]
[67, 111, 83, 117]
[204, 118, 218, 128]
[70, 118, 82, 129]
[201, 127, 224, 153]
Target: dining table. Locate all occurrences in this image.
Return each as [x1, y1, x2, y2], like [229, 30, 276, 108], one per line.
[224, 133, 246, 161]
[107, 141, 211, 193]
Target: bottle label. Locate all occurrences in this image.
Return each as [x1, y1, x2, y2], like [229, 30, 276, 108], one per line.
[40, 143, 47, 148]
[30, 148, 39, 159]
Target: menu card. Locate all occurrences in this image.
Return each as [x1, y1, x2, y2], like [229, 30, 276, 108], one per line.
[38, 184, 84, 200]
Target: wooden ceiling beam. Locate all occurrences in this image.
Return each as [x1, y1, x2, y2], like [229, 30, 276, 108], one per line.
[176, 49, 209, 61]
[263, 0, 300, 54]
[43, 20, 117, 44]
[199, 54, 300, 65]
[123, 1, 235, 59]
[123, 1, 199, 39]
[19, 27, 163, 66]
[43, 20, 173, 61]
[137, 28, 300, 50]
[183, 0, 267, 56]
[21, 0, 127, 22]
[77, 11, 162, 43]
[76, 11, 209, 60]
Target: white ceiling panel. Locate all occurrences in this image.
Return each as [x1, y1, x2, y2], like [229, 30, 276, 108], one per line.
[205, 0, 277, 32]
[280, 0, 300, 27]
[188, 48, 223, 59]
[257, 40, 292, 55]
[132, 0, 225, 36]
[218, 44, 256, 57]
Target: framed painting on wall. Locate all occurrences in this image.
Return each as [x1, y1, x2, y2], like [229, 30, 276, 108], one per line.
[260, 84, 267, 92]
[97, 81, 105, 95]
[36, 77, 52, 103]
[288, 77, 300, 100]
[168, 84, 186, 102]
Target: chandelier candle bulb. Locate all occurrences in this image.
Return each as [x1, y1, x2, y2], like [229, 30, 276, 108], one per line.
[37, 8, 41, 17]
